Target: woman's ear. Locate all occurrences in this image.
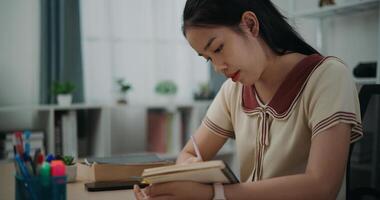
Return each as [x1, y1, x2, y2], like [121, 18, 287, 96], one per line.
[240, 11, 259, 37]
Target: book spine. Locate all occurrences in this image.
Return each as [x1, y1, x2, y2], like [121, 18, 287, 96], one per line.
[147, 109, 167, 153]
[55, 112, 63, 155]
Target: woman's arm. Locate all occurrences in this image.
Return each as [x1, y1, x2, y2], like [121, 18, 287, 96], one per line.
[176, 123, 228, 164]
[223, 123, 351, 200]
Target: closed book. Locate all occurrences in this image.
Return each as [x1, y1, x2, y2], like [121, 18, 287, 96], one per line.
[77, 153, 174, 182]
[5, 132, 44, 140]
[142, 160, 239, 184]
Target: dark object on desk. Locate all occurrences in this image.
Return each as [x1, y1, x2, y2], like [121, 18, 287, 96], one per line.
[353, 62, 377, 78]
[85, 181, 148, 192]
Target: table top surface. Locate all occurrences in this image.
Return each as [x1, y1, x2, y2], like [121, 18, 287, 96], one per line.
[0, 162, 136, 200]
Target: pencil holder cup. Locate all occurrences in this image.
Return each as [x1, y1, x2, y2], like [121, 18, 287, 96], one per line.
[15, 175, 67, 200]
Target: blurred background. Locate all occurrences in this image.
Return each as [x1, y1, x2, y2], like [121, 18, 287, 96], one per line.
[0, 0, 379, 196]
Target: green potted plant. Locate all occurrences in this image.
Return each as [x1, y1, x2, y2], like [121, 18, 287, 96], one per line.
[155, 80, 177, 96]
[116, 78, 132, 104]
[193, 82, 214, 100]
[155, 80, 178, 108]
[52, 81, 76, 106]
[62, 155, 77, 182]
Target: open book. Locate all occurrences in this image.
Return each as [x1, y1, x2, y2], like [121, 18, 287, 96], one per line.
[142, 160, 239, 184]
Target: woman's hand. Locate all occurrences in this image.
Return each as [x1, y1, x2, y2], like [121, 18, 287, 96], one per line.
[133, 181, 213, 200]
[179, 156, 202, 165]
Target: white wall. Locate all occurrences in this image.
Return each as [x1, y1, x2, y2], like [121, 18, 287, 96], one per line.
[80, 0, 209, 105]
[80, 0, 210, 154]
[0, 0, 40, 130]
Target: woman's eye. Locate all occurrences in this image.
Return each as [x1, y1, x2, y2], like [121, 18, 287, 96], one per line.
[214, 44, 224, 53]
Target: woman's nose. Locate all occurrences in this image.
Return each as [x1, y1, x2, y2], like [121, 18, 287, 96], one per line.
[212, 60, 228, 74]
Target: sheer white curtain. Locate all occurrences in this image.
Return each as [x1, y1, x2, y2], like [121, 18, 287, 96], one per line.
[80, 0, 209, 104]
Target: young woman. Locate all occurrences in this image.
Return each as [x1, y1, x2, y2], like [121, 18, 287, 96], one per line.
[134, 0, 362, 199]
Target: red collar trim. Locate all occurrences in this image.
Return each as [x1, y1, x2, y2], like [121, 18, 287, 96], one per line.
[242, 54, 325, 118]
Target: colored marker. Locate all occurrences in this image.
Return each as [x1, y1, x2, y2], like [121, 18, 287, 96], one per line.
[46, 154, 55, 163]
[51, 160, 66, 177]
[40, 162, 51, 186]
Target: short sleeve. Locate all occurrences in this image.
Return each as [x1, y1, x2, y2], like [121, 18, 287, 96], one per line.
[202, 80, 235, 139]
[306, 58, 363, 142]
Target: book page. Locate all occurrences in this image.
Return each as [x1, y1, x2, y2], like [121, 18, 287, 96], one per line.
[144, 168, 230, 184]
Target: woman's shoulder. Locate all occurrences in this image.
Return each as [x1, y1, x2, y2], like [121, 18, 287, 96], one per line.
[315, 56, 350, 75]
[219, 78, 242, 92]
[216, 79, 243, 105]
[303, 56, 356, 98]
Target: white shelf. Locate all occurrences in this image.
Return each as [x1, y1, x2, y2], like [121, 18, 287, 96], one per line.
[0, 103, 109, 112]
[291, 0, 379, 18]
[146, 100, 213, 111]
[354, 78, 377, 84]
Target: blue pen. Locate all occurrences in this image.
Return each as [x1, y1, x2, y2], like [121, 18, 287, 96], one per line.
[15, 154, 38, 200]
[24, 130, 31, 157]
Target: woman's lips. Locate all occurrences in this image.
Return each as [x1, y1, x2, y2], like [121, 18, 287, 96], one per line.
[230, 70, 240, 82]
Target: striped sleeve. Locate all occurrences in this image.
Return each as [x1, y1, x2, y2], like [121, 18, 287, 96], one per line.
[202, 80, 235, 139]
[306, 58, 363, 142]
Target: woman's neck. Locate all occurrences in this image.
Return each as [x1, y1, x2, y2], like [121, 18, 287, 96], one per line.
[254, 52, 307, 104]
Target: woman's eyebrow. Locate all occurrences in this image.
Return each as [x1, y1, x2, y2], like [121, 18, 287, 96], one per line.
[203, 37, 216, 51]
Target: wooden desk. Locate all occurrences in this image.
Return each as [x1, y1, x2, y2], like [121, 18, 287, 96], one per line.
[0, 162, 136, 200]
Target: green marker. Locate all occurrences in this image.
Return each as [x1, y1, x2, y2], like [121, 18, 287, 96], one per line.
[40, 162, 51, 186]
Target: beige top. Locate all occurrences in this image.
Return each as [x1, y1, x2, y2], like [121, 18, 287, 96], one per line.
[203, 54, 362, 183]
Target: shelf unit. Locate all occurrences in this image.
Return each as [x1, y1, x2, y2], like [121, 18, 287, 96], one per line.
[289, 0, 380, 188]
[146, 100, 237, 171]
[290, 0, 379, 18]
[0, 104, 112, 159]
[289, 0, 380, 84]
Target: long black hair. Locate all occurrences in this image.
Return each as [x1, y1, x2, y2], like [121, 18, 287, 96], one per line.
[182, 0, 319, 56]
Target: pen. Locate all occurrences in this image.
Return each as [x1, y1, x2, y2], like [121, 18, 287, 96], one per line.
[13, 146, 20, 175]
[35, 154, 44, 176]
[15, 154, 38, 200]
[15, 132, 24, 158]
[24, 130, 31, 157]
[191, 135, 203, 161]
[24, 155, 34, 175]
[33, 148, 41, 175]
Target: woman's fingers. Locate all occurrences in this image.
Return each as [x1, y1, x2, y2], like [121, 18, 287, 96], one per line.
[181, 157, 202, 165]
[133, 184, 149, 200]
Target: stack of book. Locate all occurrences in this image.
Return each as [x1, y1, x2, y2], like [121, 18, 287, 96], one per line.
[0, 131, 45, 159]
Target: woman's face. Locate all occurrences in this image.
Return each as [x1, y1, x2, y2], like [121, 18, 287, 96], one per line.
[185, 25, 268, 86]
